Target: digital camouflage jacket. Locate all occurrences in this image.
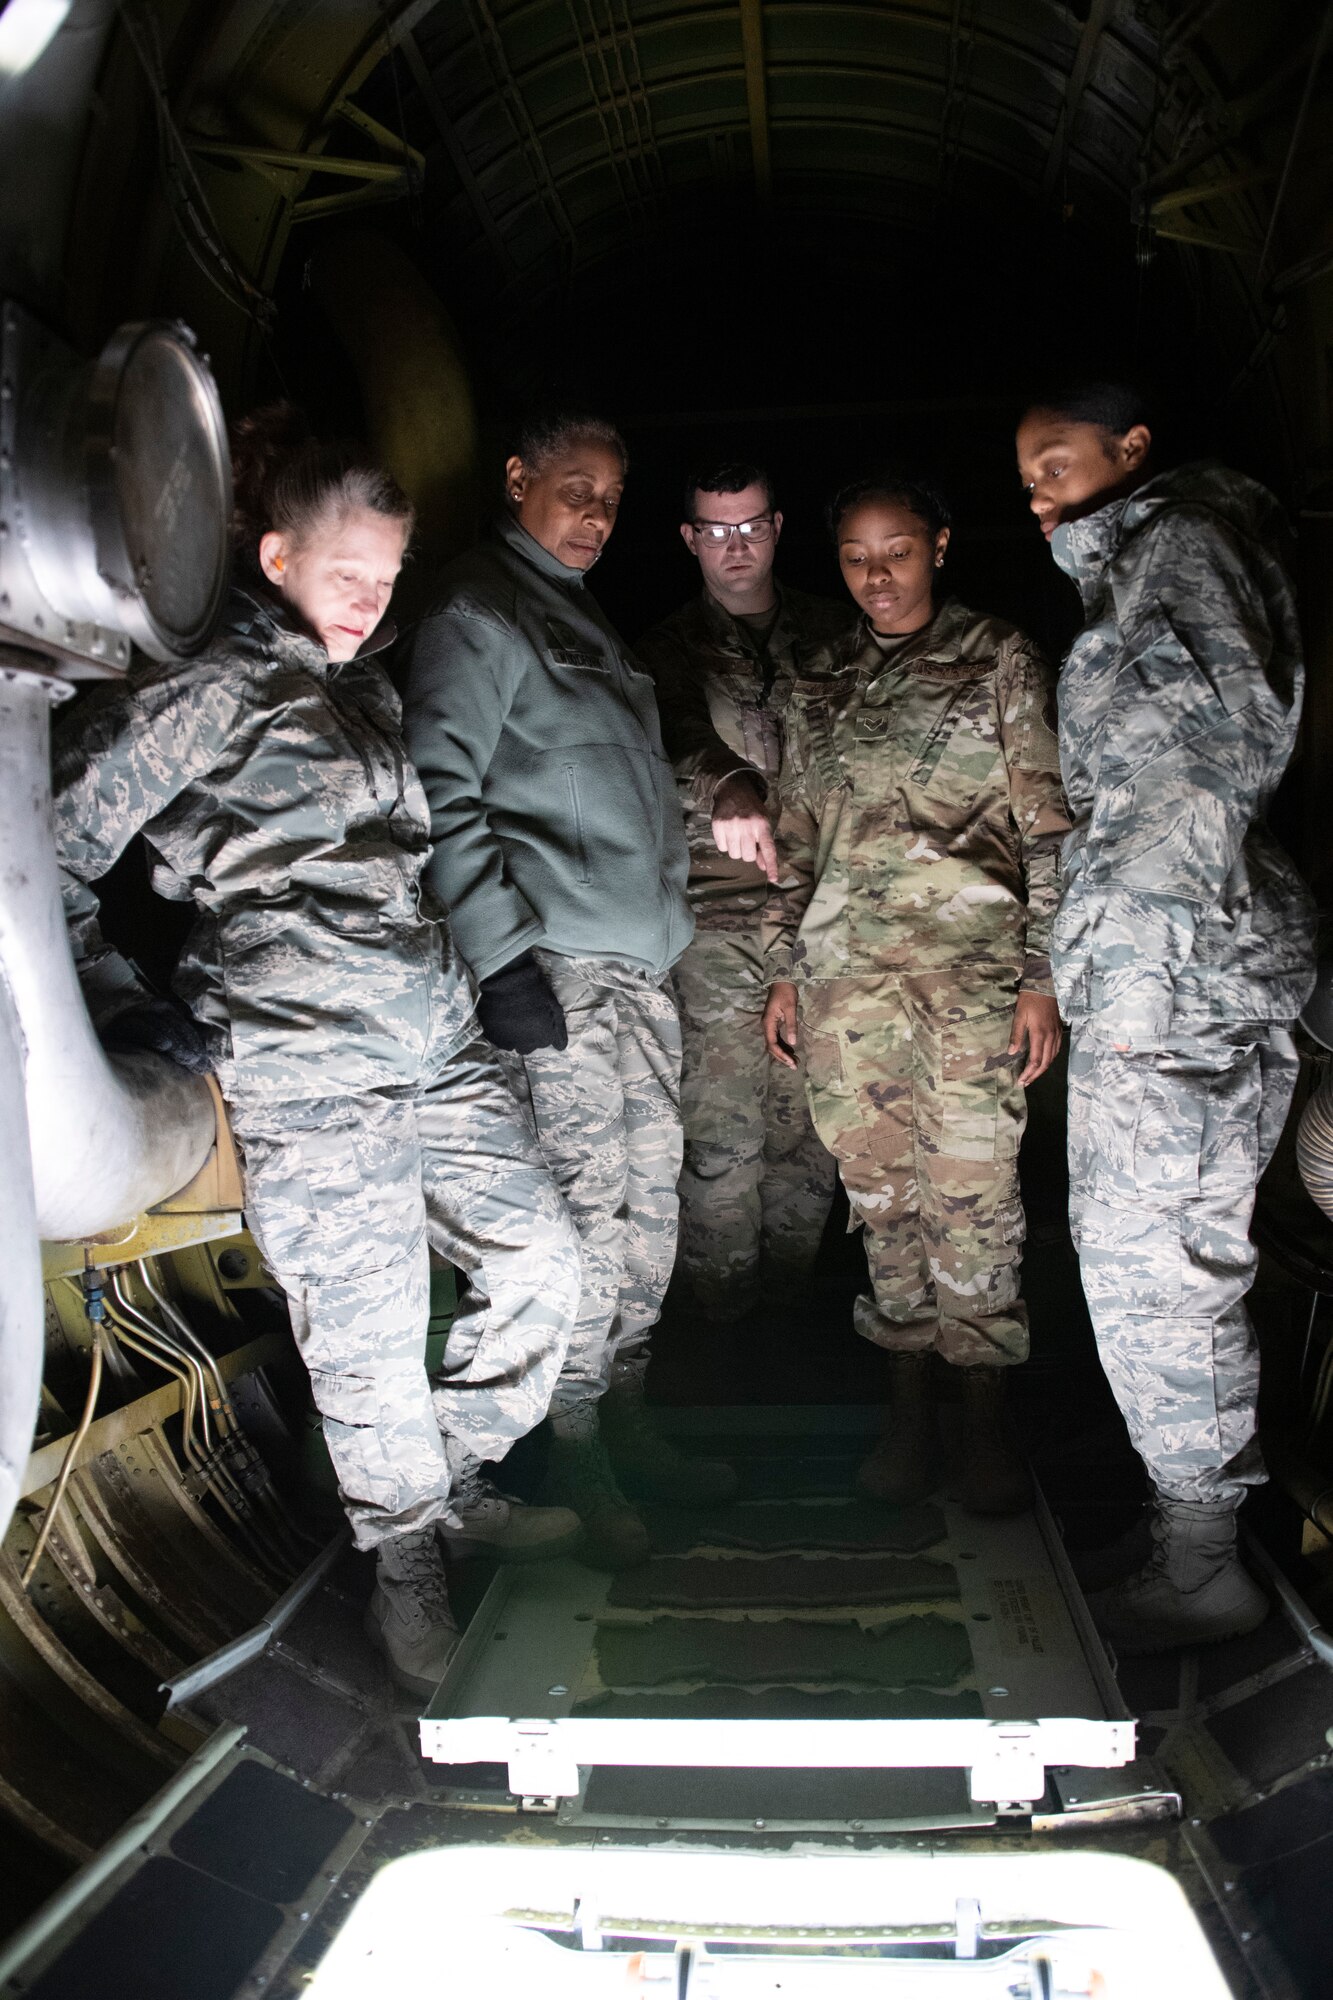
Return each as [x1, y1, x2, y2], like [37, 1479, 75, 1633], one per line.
[765, 598, 1070, 993]
[637, 584, 853, 932]
[54, 587, 477, 1104]
[1050, 463, 1315, 1048]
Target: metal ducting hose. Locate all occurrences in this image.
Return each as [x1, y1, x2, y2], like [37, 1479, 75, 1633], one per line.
[1299, 955, 1333, 1222]
[0, 662, 216, 1238]
[0, 308, 231, 1539]
[1298, 1073, 1333, 1222]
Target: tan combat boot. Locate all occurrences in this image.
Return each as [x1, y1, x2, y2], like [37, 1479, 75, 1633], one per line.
[601, 1364, 738, 1505]
[440, 1453, 584, 1565]
[957, 1366, 1032, 1516]
[1087, 1500, 1268, 1655]
[540, 1403, 651, 1569]
[364, 1528, 459, 1698]
[856, 1350, 940, 1504]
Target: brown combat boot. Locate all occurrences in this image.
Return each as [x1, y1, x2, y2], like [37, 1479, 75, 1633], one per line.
[540, 1404, 651, 1570]
[601, 1365, 738, 1505]
[856, 1350, 940, 1504]
[957, 1366, 1031, 1516]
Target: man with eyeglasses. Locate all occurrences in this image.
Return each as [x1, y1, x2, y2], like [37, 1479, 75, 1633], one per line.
[637, 462, 851, 1327]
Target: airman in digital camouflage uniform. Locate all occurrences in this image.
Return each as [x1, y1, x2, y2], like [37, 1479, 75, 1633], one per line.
[763, 475, 1070, 1514]
[636, 462, 848, 1323]
[1018, 381, 1315, 1652]
[54, 416, 584, 1698]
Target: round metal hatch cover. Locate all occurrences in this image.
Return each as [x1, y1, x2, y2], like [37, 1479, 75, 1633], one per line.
[88, 322, 231, 659]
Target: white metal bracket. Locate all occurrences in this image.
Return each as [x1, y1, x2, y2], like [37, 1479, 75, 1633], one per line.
[967, 1727, 1049, 1808]
[424, 1713, 1137, 1815]
[506, 1722, 581, 1806]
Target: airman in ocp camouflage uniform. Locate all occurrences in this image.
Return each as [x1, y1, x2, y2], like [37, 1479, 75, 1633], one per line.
[766, 599, 1069, 1346]
[54, 580, 584, 1692]
[1021, 387, 1316, 1652]
[638, 463, 849, 1322]
[763, 475, 1070, 1514]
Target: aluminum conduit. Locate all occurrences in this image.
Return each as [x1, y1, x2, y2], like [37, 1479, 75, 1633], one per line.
[0, 655, 216, 1539]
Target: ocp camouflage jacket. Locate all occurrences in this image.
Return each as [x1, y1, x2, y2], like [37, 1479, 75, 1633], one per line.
[765, 598, 1070, 992]
[1050, 463, 1315, 1048]
[53, 587, 477, 1104]
[637, 584, 853, 932]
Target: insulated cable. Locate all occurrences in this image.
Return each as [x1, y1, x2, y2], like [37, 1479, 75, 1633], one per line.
[22, 1272, 106, 1588]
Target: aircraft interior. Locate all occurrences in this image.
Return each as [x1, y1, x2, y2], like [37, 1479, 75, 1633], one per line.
[1, 3, 1332, 1995]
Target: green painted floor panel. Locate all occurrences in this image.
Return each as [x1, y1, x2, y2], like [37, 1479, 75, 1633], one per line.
[605, 1552, 959, 1609]
[572, 1685, 986, 1721]
[644, 1499, 947, 1555]
[593, 1612, 973, 1689]
[577, 1763, 980, 1827]
[421, 1408, 1128, 1834]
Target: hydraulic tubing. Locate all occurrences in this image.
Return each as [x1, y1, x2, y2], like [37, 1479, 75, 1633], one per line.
[0, 660, 214, 1239]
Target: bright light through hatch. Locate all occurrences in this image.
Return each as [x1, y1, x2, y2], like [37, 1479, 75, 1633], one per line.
[305, 1846, 1231, 1998]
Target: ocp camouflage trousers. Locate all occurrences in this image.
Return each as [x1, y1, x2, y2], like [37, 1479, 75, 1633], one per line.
[231, 1036, 582, 1550]
[799, 973, 1029, 1366]
[1067, 1024, 1299, 1508]
[496, 952, 683, 1411]
[674, 929, 837, 1318]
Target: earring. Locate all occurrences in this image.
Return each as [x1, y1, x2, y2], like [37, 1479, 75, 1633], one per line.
[935, 556, 943, 568]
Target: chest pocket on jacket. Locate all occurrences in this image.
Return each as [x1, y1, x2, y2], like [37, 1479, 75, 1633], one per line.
[905, 677, 997, 797]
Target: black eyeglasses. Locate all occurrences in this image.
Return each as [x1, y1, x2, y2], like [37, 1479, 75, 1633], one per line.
[692, 516, 776, 546]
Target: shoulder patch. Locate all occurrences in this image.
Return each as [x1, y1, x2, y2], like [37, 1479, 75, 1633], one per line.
[430, 589, 512, 636]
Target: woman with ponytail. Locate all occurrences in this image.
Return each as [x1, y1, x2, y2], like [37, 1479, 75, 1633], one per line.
[52, 405, 584, 1695]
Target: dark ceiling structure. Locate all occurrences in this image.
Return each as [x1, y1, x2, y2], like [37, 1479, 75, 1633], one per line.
[2, 0, 1330, 816]
[19, 4, 1324, 448]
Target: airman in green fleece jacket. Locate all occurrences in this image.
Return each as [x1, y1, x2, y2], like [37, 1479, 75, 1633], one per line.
[401, 414, 733, 1570]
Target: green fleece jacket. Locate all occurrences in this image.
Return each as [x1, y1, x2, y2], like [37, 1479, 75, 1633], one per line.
[400, 512, 693, 983]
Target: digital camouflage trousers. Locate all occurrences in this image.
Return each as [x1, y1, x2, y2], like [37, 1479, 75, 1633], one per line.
[799, 972, 1029, 1366]
[1067, 1024, 1299, 1508]
[674, 929, 837, 1319]
[231, 1036, 581, 1550]
[497, 952, 683, 1411]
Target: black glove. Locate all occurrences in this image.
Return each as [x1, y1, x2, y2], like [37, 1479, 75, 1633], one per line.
[476, 952, 568, 1055]
[102, 997, 214, 1076]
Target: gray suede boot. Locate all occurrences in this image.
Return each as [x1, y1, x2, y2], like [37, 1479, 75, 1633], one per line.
[1087, 1500, 1269, 1655]
[363, 1528, 459, 1697]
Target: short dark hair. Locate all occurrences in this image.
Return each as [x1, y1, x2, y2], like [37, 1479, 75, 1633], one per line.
[512, 409, 629, 474]
[826, 471, 953, 543]
[683, 460, 776, 522]
[1021, 378, 1153, 436]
